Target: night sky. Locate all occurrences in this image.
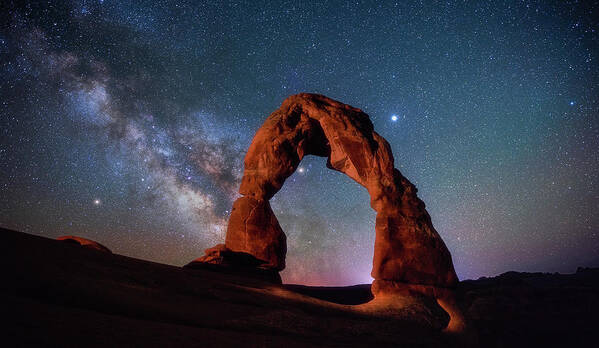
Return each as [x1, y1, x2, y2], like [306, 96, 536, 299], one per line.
[1, 1, 597, 286]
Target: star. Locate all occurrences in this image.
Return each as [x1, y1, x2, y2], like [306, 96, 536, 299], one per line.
[297, 167, 305, 173]
[93, 199, 101, 205]
[569, 101, 575, 106]
[391, 115, 398, 122]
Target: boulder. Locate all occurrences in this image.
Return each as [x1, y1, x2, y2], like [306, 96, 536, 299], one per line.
[185, 244, 282, 284]
[57, 235, 112, 253]
[187, 243, 267, 268]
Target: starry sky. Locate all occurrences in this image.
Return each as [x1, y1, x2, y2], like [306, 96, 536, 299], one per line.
[1, 1, 598, 286]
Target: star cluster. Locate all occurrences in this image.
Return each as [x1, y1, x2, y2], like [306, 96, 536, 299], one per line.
[1, 1, 597, 285]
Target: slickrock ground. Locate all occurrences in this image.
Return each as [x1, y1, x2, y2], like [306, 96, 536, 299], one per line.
[2, 227, 598, 347]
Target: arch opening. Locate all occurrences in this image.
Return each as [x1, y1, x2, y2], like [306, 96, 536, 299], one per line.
[270, 155, 376, 287]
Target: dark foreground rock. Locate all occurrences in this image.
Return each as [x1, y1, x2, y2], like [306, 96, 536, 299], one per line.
[1, 227, 598, 347]
[0, 228, 447, 347]
[456, 268, 599, 347]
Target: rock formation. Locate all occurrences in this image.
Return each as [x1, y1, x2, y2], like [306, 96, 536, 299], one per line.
[208, 93, 456, 284]
[225, 197, 286, 271]
[57, 235, 112, 253]
[195, 93, 463, 329]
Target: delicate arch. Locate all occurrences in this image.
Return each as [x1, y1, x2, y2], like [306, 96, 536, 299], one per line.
[221, 93, 457, 288]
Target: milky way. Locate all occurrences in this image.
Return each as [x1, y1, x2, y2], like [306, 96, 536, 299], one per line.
[1, 1, 598, 285]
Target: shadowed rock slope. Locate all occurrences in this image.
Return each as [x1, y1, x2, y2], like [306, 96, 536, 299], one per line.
[0, 228, 449, 347]
[2, 228, 598, 347]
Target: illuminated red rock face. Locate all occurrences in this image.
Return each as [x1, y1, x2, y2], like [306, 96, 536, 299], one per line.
[57, 235, 112, 253]
[209, 93, 458, 288]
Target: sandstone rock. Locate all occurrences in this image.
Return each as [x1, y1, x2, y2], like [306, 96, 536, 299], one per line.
[191, 243, 230, 265]
[371, 212, 457, 286]
[185, 244, 282, 284]
[220, 93, 457, 287]
[186, 243, 267, 268]
[371, 280, 469, 337]
[356, 282, 451, 331]
[224, 197, 286, 270]
[57, 235, 112, 253]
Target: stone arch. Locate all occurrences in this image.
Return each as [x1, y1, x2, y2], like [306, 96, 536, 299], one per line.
[223, 93, 458, 288]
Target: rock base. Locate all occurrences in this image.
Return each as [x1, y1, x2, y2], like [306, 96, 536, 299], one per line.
[367, 279, 476, 345]
[184, 244, 282, 284]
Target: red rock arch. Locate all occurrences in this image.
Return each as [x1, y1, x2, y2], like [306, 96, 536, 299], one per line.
[223, 93, 458, 288]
